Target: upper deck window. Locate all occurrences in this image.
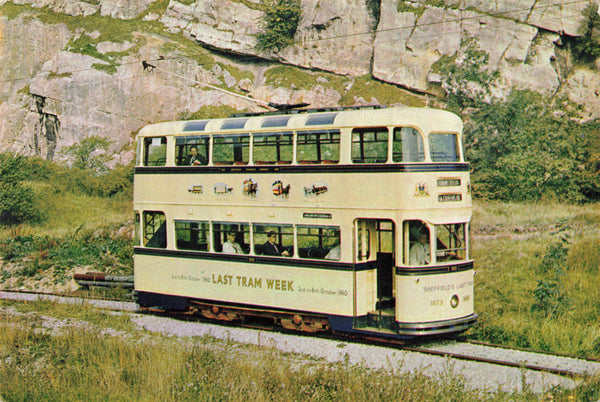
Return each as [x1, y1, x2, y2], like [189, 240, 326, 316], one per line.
[352, 127, 388, 163]
[306, 113, 337, 126]
[183, 120, 209, 132]
[175, 136, 209, 166]
[221, 118, 249, 130]
[253, 132, 293, 165]
[213, 134, 250, 165]
[262, 116, 291, 128]
[430, 133, 459, 162]
[297, 130, 340, 164]
[143, 137, 167, 166]
[393, 127, 424, 162]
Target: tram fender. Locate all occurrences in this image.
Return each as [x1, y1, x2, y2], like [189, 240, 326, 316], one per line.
[136, 291, 188, 311]
[327, 315, 355, 332]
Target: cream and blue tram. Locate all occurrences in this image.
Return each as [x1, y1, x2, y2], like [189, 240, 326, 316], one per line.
[133, 106, 476, 338]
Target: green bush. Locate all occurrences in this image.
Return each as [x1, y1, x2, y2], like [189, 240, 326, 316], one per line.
[571, 3, 600, 64]
[255, 0, 301, 52]
[0, 153, 46, 226]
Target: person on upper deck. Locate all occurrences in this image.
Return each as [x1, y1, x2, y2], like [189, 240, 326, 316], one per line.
[187, 147, 207, 165]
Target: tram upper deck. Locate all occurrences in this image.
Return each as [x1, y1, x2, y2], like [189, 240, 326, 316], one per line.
[134, 106, 471, 217]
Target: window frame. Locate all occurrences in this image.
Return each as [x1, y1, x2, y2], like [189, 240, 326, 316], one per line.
[392, 127, 425, 163]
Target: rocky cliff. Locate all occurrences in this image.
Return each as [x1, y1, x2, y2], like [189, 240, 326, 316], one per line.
[0, 0, 599, 163]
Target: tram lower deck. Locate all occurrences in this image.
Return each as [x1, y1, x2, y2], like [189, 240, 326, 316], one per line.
[134, 249, 476, 338]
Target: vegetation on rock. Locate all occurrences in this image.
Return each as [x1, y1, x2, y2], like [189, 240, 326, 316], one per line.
[255, 0, 302, 52]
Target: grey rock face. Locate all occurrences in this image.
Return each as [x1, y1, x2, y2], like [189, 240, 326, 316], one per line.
[0, 0, 599, 162]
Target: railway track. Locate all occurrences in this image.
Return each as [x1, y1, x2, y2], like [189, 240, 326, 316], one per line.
[2, 289, 600, 382]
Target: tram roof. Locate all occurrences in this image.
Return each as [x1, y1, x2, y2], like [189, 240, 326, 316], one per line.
[137, 106, 463, 137]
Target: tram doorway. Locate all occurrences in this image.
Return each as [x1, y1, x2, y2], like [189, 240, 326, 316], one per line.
[354, 219, 396, 333]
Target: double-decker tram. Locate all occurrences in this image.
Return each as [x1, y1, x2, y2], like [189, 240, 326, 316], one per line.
[133, 105, 477, 338]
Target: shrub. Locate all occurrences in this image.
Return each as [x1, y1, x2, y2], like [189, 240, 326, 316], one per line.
[571, 3, 600, 64]
[0, 153, 46, 226]
[531, 223, 572, 316]
[255, 0, 301, 53]
[62, 135, 113, 174]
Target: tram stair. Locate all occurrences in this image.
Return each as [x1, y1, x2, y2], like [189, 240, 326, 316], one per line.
[356, 308, 396, 334]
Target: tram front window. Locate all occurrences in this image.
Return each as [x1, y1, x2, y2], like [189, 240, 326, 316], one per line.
[435, 223, 466, 261]
[430, 132, 459, 162]
[143, 137, 166, 166]
[405, 220, 467, 265]
[406, 220, 430, 266]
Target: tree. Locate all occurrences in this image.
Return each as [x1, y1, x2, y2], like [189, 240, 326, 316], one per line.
[464, 91, 600, 203]
[63, 135, 113, 174]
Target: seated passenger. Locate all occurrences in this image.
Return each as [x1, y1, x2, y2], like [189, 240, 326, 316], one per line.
[262, 231, 290, 257]
[325, 244, 340, 260]
[187, 147, 207, 165]
[409, 232, 430, 265]
[222, 231, 244, 254]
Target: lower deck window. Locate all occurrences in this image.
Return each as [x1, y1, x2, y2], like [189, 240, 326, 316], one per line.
[297, 226, 340, 260]
[175, 220, 209, 251]
[134, 212, 140, 247]
[143, 211, 166, 248]
[214, 223, 250, 254]
[254, 224, 293, 257]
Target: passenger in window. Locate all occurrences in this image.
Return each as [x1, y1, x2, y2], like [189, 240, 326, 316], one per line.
[187, 147, 206, 165]
[410, 231, 430, 265]
[263, 231, 290, 256]
[223, 231, 244, 254]
[325, 244, 340, 260]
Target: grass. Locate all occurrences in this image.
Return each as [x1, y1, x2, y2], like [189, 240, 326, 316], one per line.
[468, 200, 600, 357]
[0, 301, 561, 401]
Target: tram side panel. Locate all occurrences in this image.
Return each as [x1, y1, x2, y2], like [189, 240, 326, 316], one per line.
[134, 253, 355, 316]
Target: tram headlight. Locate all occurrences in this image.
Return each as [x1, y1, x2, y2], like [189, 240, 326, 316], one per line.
[450, 294, 459, 308]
